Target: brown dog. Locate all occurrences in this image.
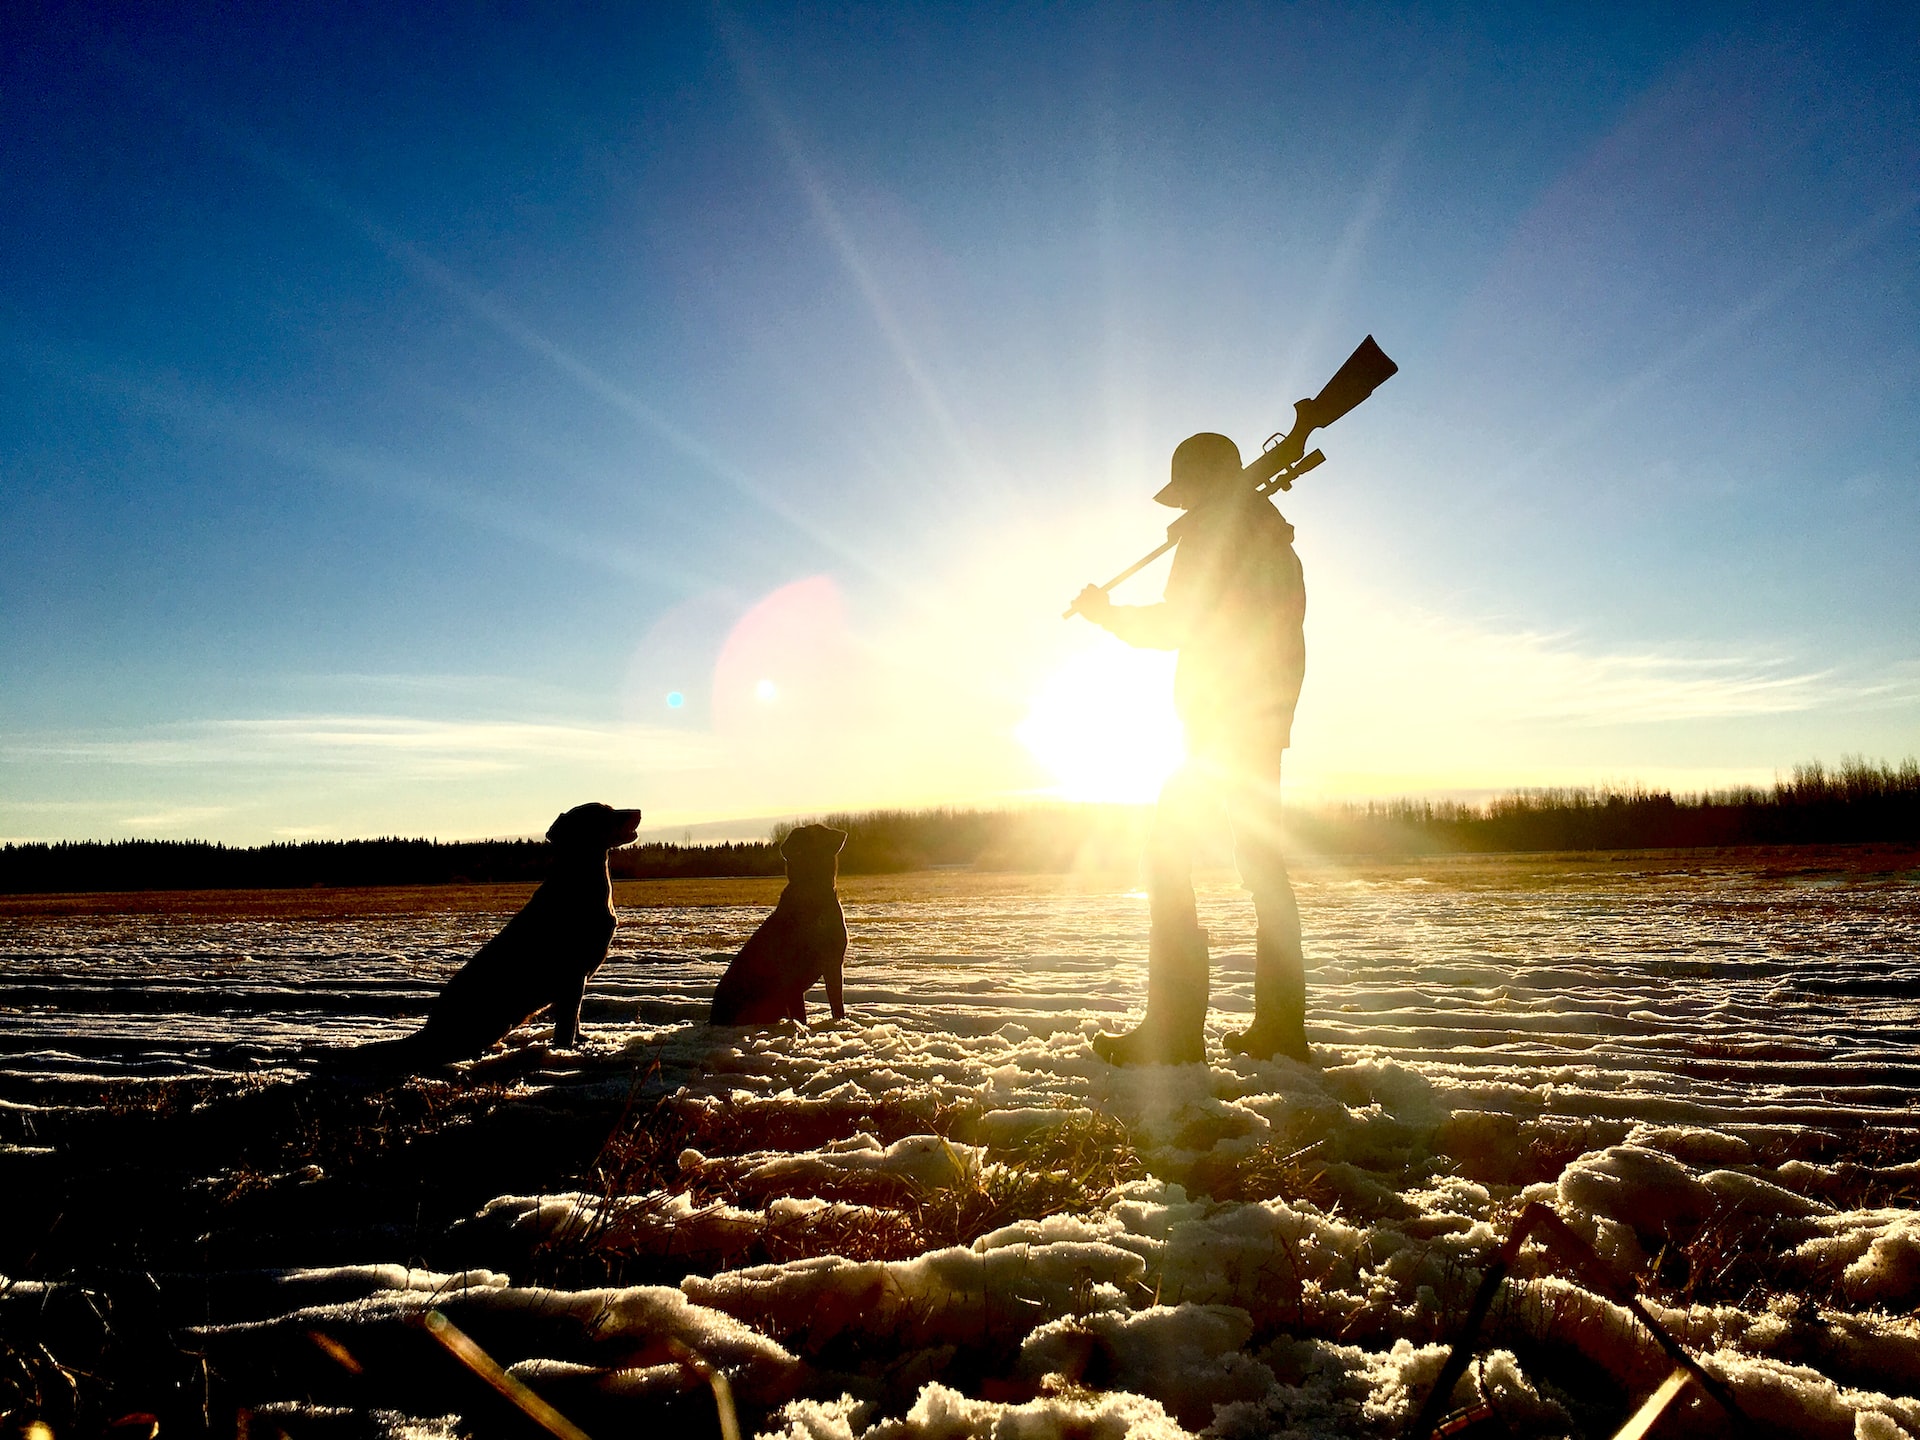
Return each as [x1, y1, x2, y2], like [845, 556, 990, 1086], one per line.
[710, 824, 848, 1026]
[343, 802, 642, 1069]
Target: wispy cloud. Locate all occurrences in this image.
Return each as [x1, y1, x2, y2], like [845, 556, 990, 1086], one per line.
[3, 714, 724, 777]
[1286, 598, 1920, 798]
[1424, 624, 1840, 724]
[121, 805, 232, 829]
[1311, 595, 1911, 731]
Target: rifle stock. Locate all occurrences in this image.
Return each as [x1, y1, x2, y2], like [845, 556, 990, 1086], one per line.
[1246, 334, 1399, 482]
[1312, 334, 1399, 429]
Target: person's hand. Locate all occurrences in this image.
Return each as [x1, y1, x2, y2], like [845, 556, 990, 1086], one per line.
[1072, 584, 1113, 621]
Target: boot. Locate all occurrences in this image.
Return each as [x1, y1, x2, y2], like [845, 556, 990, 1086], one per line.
[1225, 931, 1313, 1064]
[1094, 925, 1209, 1067]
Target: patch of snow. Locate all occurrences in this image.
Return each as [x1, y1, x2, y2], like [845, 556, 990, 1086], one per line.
[761, 1381, 1193, 1439]
[683, 1239, 1146, 1351]
[682, 1132, 986, 1197]
[1019, 1304, 1274, 1432]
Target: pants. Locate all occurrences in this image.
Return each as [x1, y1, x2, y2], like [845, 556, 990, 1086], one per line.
[1146, 749, 1303, 967]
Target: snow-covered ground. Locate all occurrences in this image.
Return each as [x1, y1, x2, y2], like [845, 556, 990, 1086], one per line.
[3, 849, 1919, 1437]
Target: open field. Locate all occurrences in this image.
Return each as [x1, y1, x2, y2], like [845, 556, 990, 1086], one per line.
[5, 840, 1917, 917]
[3, 846, 1919, 1438]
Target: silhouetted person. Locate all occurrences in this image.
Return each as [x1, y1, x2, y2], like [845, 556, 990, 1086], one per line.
[336, 802, 642, 1071]
[1073, 432, 1311, 1065]
[710, 824, 849, 1026]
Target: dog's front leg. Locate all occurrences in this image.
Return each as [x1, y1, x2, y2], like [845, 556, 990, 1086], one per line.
[550, 975, 587, 1049]
[825, 952, 845, 1021]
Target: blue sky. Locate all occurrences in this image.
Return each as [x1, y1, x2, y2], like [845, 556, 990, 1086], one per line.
[3, 2, 1916, 842]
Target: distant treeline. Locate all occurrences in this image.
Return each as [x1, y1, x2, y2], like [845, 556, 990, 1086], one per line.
[3, 758, 1915, 894]
[0, 837, 785, 895]
[1291, 757, 1920, 856]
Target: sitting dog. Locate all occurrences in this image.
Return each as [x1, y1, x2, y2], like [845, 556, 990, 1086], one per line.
[710, 824, 848, 1026]
[341, 802, 642, 1070]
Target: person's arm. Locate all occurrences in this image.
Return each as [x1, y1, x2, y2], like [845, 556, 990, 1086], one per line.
[1074, 520, 1208, 649]
[1071, 586, 1187, 649]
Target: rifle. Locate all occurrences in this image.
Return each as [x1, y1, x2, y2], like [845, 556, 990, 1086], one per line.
[1063, 335, 1398, 620]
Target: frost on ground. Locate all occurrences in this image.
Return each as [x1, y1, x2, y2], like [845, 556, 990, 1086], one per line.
[3, 849, 1919, 1438]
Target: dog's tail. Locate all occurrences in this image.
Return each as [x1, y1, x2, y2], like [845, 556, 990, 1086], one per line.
[314, 1033, 431, 1080]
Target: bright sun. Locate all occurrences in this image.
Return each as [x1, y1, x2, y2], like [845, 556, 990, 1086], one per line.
[1017, 642, 1185, 803]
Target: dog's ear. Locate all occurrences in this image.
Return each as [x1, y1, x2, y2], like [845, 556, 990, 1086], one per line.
[823, 826, 847, 854]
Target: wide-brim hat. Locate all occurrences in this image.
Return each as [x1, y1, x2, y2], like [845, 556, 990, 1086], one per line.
[1154, 431, 1243, 508]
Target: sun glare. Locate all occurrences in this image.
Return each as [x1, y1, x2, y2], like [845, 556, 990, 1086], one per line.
[1017, 642, 1184, 803]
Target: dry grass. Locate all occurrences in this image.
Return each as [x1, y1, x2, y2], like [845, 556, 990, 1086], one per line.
[3, 1065, 623, 1437]
[0, 883, 542, 919]
[523, 1097, 1148, 1286]
[1186, 1135, 1339, 1209]
[0, 1274, 201, 1440]
[1, 1280, 114, 1440]
[14, 1060, 1907, 1438]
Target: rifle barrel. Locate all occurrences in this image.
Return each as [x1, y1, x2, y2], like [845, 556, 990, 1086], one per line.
[1258, 448, 1324, 495]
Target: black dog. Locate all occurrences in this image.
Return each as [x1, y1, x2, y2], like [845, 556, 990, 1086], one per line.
[710, 824, 848, 1026]
[342, 802, 641, 1070]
